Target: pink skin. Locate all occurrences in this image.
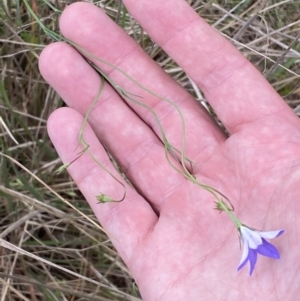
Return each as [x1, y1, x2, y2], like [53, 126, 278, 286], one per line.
[39, 1, 300, 300]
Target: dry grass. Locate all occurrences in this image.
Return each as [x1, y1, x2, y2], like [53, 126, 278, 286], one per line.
[0, 0, 300, 300]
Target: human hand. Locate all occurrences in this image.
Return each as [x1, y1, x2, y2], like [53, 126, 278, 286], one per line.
[39, 1, 300, 300]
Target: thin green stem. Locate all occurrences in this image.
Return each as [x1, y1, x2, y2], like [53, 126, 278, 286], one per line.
[25, 2, 237, 213]
[70, 45, 193, 178]
[218, 200, 242, 229]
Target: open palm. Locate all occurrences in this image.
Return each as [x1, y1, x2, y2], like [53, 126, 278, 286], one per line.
[40, 1, 300, 300]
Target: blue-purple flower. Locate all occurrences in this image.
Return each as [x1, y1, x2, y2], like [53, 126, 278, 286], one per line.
[237, 226, 284, 275]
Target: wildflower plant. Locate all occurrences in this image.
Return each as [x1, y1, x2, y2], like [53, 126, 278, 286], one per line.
[24, 0, 284, 276]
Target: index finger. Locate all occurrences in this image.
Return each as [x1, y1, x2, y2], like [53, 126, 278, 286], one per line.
[122, 0, 297, 134]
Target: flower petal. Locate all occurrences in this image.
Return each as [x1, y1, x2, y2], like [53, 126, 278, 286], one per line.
[259, 230, 285, 240]
[247, 248, 257, 276]
[256, 239, 280, 259]
[237, 242, 249, 271]
[240, 226, 262, 249]
[237, 226, 284, 275]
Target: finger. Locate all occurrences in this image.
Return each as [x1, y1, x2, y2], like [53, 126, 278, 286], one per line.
[40, 42, 187, 210]
[58, 2, 226, 170]
[118, 0, 297, 134]
[47, 107, 157, 262]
